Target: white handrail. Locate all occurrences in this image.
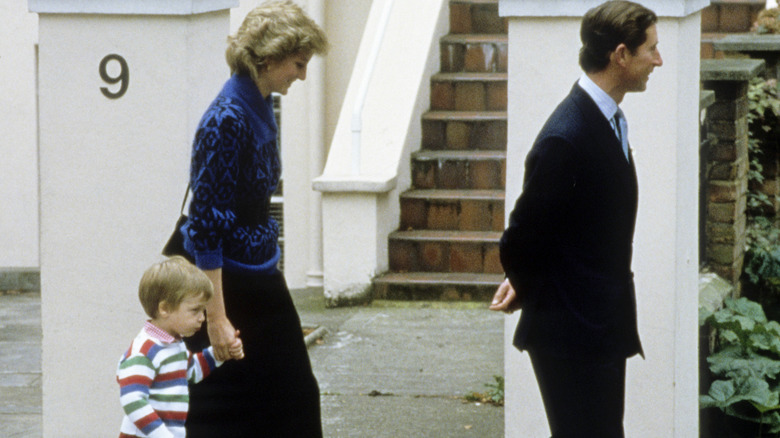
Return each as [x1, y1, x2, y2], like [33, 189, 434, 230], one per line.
[351, 0, 395, 176]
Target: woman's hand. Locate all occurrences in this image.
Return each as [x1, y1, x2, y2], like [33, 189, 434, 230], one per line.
[202, 268, 238, 361]
[228, 330, 245, 360]
[207, 315, 239, 361]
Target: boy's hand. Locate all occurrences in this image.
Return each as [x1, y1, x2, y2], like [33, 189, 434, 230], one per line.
[228, 330, 244, 360]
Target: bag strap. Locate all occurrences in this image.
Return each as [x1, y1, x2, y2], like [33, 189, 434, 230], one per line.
[179, 184, 191, 216]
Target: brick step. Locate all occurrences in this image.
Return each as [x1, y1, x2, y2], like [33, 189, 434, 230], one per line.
[400, 189, 504, 232]
[373, 271, 504, 301]
[449, 0, 506, 35]
[388, 229, 502, 274]
[440, 34, 508, 73]
[431, 72, 507, 111]
[422, 110, 507, 151]
[412, 150, 506, 190]
[702, 0, 766, 34]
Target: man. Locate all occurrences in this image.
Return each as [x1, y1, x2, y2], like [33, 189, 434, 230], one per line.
[489, 1, 662, 437]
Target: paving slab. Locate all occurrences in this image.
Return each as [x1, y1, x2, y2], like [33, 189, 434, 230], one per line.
[295, 289, 505, 438]
[0, 293, 42, 438]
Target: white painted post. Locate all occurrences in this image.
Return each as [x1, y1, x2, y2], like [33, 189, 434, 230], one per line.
[30, 1, 236, 435]
[1, 3, 38, 269]
[498, 1, 708, 436]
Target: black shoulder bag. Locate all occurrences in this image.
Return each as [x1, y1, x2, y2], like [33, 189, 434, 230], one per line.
[162, 184, 191, 259]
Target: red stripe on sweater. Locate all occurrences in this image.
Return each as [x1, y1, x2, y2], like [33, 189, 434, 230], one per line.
[139, 340, 156, 356]
[135, 412, 160, 429]
[158, 410, 188, 421]
[156, 369, 187, 382]
[118, 375, 153, 387]
[197, 353, 210, 377]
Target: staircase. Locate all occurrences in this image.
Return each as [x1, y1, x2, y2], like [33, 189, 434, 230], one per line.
[372, 0, 507, 301]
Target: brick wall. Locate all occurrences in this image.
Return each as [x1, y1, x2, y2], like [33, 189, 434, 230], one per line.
[701, 59, 766, 287]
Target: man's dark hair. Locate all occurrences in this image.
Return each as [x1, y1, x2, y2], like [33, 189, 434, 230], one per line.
[579, 1, 657, 73]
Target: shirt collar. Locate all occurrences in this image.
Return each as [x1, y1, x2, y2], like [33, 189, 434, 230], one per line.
[578, 73, 619, 121]
[143, 321, 178, 343]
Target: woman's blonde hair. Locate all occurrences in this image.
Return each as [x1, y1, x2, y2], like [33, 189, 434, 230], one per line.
[226, 0, 328, 81]
[138, 256, 213, 318]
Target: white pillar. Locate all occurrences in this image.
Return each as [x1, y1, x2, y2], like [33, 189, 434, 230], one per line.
[498, 1, 707, 436]
[1, 3, 38, 269]
[31, 1, 236, 435]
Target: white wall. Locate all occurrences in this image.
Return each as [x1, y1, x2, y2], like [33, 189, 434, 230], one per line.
[500, 1, 704, 436]
[1, 3, 39, 268]
[35, 8, 231, 435]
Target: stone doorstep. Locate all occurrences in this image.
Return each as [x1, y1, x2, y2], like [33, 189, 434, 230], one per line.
[0, 268, 40, 293]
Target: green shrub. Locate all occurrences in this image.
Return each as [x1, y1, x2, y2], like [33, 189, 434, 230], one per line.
[700, 297, 780, 433]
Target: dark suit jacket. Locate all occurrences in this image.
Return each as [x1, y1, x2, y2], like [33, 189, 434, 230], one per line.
[500, 83, 643, 359]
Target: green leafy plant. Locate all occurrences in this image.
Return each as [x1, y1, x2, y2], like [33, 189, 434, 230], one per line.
[700, 297, 780, 433]
[744, 77, 780, 312]
[745, 217, 780, 293]
[464, 375, 504, 406]
[746, 77, 780, 216]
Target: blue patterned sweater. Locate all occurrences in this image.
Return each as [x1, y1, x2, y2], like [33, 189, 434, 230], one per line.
[182, 74, 281, 274]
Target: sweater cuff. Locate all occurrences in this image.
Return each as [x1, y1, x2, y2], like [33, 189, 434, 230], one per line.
[194, 249, 223, 271]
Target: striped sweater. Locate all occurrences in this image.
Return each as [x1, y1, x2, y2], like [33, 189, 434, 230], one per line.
[117, 322, 221, 438]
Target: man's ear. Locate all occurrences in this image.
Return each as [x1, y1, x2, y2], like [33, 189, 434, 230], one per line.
[612, 43, 629, 66]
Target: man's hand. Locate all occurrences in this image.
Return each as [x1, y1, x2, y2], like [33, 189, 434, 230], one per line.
[489, 278, 523, 314]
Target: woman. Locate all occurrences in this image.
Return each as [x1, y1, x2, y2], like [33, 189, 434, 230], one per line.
[180, 2, 328, 436]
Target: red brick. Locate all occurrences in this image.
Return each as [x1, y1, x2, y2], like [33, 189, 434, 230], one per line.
[412, 162, 436, 189]
[464, 44, 492, 72]
[470, 160, 502, 189]
[450, 243, 482, 272]
[491, 202, 505, 232]
[446, 122, 470, 150]
[389, 241, 418, 272]
[473, 4, 503, 34]
[441, 43, 464, 72]
[708, 181, 743, 202]
[455, 82, 486, 111]
[484, 245, 503, 273]
[400, 198, 427, 230]
[428, 202, 459, 230]
[431, 82, 455, 110]
[487, 82, 507, 111]
[422, 120, 445, 150]
[701, 6, 719, 32]
[719, 4, 754, 32]
[421, 242, 446, 271]
[459, 200, 492, 231]
[440, 161, 468, 189]
[449, 3, 472, 34]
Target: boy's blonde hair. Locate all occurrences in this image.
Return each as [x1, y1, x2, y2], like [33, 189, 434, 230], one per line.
[226, 0, 328, 81]
[138, 256, 213, 318]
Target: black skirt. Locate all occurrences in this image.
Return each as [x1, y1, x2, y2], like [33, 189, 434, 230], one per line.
[184, 269, 322, 437]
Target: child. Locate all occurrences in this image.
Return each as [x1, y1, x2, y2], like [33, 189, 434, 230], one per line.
[116, 256, 243, 438]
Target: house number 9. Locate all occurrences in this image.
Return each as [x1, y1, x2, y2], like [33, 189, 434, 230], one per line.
[99, 54, 129, 99]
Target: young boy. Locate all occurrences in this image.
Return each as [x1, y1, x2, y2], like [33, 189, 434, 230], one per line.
[117, 256, 243, 438]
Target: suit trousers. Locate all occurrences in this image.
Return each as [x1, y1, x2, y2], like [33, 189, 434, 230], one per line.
[528, 348, 626, 438]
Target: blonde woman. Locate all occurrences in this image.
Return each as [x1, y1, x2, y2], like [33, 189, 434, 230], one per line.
[178, 2, 328, 436]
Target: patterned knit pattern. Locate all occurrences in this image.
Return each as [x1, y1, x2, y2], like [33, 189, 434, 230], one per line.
[183, 74, 282, 273]
[117, 322, 220, 438]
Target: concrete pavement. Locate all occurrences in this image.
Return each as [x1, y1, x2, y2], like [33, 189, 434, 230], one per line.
[0, 292, 42, 438]
[0, 288, 504, 437]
